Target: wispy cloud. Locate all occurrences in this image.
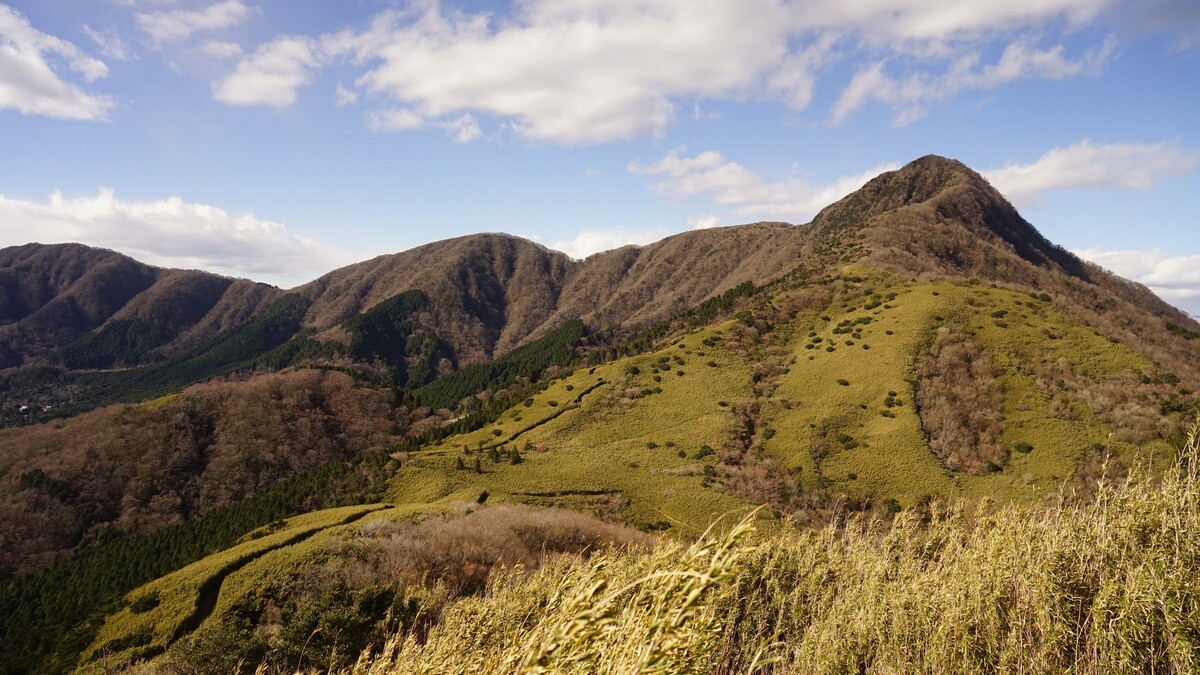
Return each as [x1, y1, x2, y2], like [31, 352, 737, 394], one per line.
[0, 5, 114, 120]
[832, 37, 1115, 126]
[83, 24, 134, 61]
[198, 40, 243, 59]
[984, 139, 1198, 206]
[136, 0, 251, 44]
[1074, 246, 1200, 314]
[547, 227, 676, 260]
[212, 0, 1121, 142]
[630, 148, 899, 223]
[0, 189, 356, 287]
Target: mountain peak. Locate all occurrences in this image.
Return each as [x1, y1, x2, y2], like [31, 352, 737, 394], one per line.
[810, 154, 1093, 282]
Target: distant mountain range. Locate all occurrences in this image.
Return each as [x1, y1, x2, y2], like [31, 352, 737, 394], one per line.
[0, 156, 1191, 375]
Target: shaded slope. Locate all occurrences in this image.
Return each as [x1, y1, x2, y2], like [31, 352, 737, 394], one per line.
[0, 244, 280, 368]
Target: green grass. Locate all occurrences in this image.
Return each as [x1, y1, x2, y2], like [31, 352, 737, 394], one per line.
[384, 274, 1176, 522]
[208, 504, 437, 623]
[359, 418, 1200, 674]
[765, 277, 1171, 507]
[390, 323, 753, 534]
[76, 271, 1192, 672]
[77, 505, 384, 672]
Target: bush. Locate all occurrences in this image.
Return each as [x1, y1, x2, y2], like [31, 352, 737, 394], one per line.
[837, 379, 850, 387]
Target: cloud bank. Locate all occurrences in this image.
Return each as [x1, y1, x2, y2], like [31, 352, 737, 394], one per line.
[1074, 247, 1200, 314]
[212, 0, 1124, 143]
[630, 148, 899, 223]
[984, 139, 1198, 206]
[0, 189, 356, 287]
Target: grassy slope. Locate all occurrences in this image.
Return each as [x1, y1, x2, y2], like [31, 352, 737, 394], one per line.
[76, 273, 1181, 671]
[394, 273, 1171, 518]
[77, 505, 383, 672]
[768, 274, 1167, 507]
[363, 421, 1200, 674]
[389, 320, 752, 534]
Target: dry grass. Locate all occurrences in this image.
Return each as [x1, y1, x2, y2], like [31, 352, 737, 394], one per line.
[347, 416, 1200, 674]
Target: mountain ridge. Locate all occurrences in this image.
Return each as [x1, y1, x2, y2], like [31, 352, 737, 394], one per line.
[0, 155, 1194, 374]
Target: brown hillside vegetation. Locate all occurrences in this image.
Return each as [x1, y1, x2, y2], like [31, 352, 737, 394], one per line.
[0, 369, 413, 576]
[0, 243, 280, 367]
[915, 324, 1005, 473]
[163, 505, 651, 673]
[1, 156, 1196, 383]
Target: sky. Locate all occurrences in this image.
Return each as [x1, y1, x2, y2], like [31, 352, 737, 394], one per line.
[0, 1, 1198, 315]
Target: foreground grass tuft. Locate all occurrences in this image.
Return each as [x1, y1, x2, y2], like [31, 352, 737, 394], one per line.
[351, 417, 1200, 674]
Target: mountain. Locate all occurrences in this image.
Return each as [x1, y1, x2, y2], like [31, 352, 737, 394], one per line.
[0, 243, 281, 369]
[2, 155, 1199, 674]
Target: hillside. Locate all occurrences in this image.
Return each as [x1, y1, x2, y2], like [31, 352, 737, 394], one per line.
[0, 243, 281, 369]
[2, 157, 1194, 412]
[1, 155, 1199, 673]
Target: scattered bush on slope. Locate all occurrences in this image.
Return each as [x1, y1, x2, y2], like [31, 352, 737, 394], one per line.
[914, 323, 1006, 473]
[354, 417, 1200, 674]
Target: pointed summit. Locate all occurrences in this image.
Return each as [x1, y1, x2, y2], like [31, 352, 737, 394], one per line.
[813, 154, 1087, 280]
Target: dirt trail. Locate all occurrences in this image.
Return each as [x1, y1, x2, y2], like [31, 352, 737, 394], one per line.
[168, 506, 384, 645]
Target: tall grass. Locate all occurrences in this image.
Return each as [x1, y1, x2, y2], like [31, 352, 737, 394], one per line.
[348, 417, 1200, 674]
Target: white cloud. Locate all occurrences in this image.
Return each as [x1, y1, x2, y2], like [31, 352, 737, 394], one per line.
[983, 139, 1198, 206]
[83, 25, 134, 61]
[212, 0, 1124, 142]
[437, 113, 482, 143]
[212, 37, 318, 107]
[1074, 247, 1200, 314]
[795, 0, 1113, 45]
[688, 213, 723, 230]
[0, 6, 114, 120]
[0, 189, 355, 287]
[630, 147, 899, 222]
[832, 37, 1115, 126]
[367, 106, 423, 132]
[549, 227, 676, 260]
[198, 40, 243, 59]
[136, 0, 251, 44]
[334, 82, 357, 106]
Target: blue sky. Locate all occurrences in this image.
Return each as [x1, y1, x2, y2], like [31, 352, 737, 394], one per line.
[1, 1, 1198, 314]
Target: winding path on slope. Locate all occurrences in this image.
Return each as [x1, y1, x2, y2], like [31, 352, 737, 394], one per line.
[167, 505, 387, 646]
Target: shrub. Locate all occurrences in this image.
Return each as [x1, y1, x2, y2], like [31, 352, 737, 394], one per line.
[837, 379, 850, 387]
[129, 591, 160, 614]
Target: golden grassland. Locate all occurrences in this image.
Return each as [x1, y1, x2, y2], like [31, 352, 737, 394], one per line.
[387, 320, 754, 534]
[392, 275, 1174, 522]
[356, 418, 1200, 674]
[81, 273, 1191, 672]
